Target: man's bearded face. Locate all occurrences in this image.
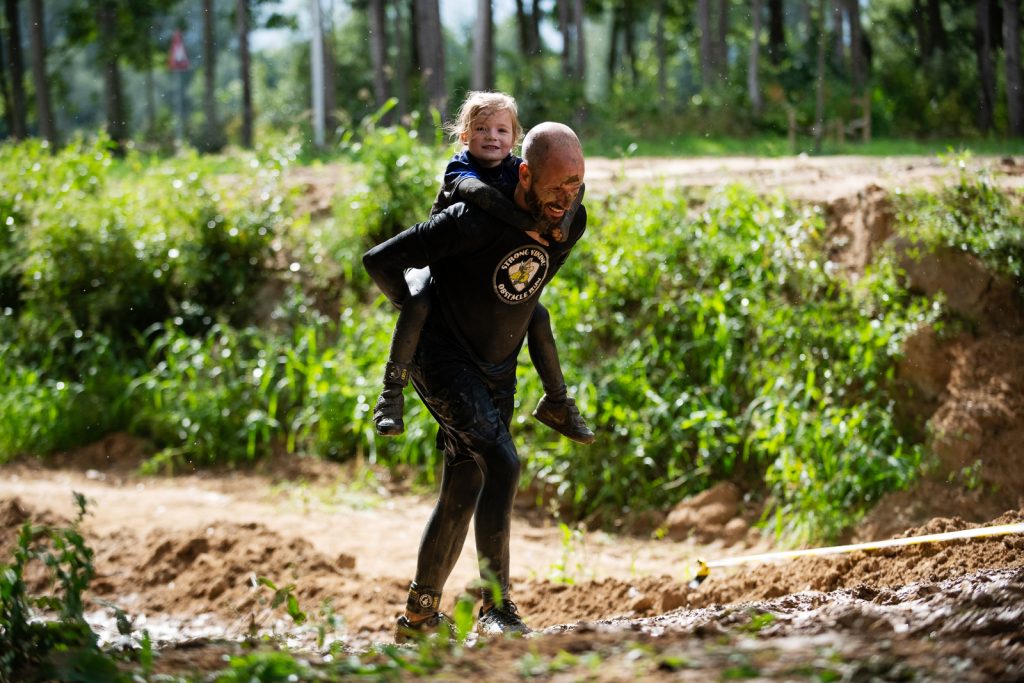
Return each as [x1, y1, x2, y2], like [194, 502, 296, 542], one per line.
[524, 184, 563, 233]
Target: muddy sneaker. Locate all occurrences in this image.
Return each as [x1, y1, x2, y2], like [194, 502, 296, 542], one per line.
[532, 395, 595, 444]
[373, 387, 405, 436]
[476, 601, 531, 638]
[394, 613, 457, 643]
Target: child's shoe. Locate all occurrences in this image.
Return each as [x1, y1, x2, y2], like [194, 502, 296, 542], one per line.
[532, 395, 595, 444]
[374, 361, 411, 436]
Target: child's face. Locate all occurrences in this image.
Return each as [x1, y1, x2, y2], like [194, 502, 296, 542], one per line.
[463, 110, 515, 167]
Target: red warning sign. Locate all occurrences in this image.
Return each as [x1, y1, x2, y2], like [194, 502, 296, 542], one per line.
[168, 30, 190, 71]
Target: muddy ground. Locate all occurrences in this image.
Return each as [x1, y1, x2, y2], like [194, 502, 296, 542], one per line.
[4, 155, 1024, 681]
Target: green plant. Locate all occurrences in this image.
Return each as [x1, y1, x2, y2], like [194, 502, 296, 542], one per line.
[338, 104, 445, 245]
[522, 183, 937, 540]
[0, 493, 126, 683]
[896, 156, 1024, 280]
[548, 523, 587, 585]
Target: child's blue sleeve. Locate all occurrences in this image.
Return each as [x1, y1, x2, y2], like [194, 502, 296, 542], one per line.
[442, 157, 479, 191]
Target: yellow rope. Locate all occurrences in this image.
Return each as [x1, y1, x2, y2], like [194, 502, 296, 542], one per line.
[690, 521, 1024, 587]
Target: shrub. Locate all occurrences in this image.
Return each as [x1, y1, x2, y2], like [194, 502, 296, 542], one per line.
[0, 494, 125, 682]
[339, 105, 445, 245]
[521, 185, 937, 539]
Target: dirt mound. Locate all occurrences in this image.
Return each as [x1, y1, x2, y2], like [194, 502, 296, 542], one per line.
[0, 496, 70, 548]
[516, 509, 1024, 628]
[821, 179, 1024, 516]
[928, 335, 1024, 503]
[664, 481, 755, 545]
[48, 432, 152, 474]
[824, 183, 895, 275]
[853, 478, 1009, 542]
[85, 520, 393, 631]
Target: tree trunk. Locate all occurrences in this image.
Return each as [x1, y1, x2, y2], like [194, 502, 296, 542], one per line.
[624, 3, 638, 86]
[3, 0, 26, 139]
[607, 3, 619, 84]
[414, 0, 446, 119]
[813, 0, 826, 153]
[716, 0, 729, 78]
[1006, 0, 1022, 135]
[237, 0, 253, 148]
[0, 30, 13, 135]
[200, 0, 224, 151]
[975, 0, 996, 133]
[95, 1, 127, 149]
[557, 0, 571, 79]
[698, 0, 716, 89]
[911, 0, 929, 59]
[832, 0, 844, 68]
[322, 1, 337, 134]
[927, 0, 947, 53]
[514, 0, 529, 54]
[26, 0, 54, 145]
[394, 0, 409, 119]
[767, 0, 785, 64]
[749, 0, 763, 116]
[655, 0, 668, 99]
[472, 0, 493, 90]
[573, 0, 585, 83]
[369, 0, 389, 107]
[310, 0, 325, 147]
[529, 0, 542, 57]
[846, 0, 864, 90]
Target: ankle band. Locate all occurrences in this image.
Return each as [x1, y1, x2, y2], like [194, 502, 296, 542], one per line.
[406, 581, 441, 615]
[384, 361, 411, 387]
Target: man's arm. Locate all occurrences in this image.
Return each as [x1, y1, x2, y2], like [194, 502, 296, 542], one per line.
[452, 176, 535, 233]
[362, 207, 469, 308]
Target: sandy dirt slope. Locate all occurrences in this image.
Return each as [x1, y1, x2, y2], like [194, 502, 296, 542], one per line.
[4, 155, 1023, 680]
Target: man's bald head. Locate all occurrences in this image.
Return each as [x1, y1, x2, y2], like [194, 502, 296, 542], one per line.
[521, 122, 583, 172]
[515, 122, 585, 232]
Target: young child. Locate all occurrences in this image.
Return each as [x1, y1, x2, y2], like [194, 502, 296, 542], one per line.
[372, 91, 594, 445]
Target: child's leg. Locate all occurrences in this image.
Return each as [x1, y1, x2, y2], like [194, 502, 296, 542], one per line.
[526, 304, 567, 401]
[375, 268, 432, 436]
[527, 304, 595, 444]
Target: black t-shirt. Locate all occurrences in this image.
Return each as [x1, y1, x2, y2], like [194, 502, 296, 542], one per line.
[363, 201, 586, 368]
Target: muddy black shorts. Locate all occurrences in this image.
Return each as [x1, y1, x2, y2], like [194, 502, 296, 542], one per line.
[410, 323, 517, 466]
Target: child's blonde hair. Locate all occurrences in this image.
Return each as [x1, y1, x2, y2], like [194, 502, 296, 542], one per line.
[445, 91, 523, 147]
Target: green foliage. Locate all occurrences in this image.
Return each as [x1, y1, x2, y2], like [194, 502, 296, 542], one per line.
[0, 136, 288, 462]
[0, 494, 127, 683]
[522, 185, 938, 540]
[895, 158, 1024, 280]
[4, 130, 1018, 540]
[339, 104, 445, 244]
[0, 325, 136, 462]
[1, 135, 281, 347]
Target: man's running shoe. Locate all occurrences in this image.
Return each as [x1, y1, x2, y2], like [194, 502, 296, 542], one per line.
[394, 612, 456, 643]
[476, 600, 531, 638]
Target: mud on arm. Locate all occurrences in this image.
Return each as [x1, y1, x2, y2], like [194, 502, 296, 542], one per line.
[452, 176, 536, 233]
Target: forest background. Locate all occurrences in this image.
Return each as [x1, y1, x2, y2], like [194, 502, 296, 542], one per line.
[1, 0, 1023, 154]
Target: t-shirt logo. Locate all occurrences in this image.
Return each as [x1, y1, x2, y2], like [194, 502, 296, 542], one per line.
[494, 246, 549, 304]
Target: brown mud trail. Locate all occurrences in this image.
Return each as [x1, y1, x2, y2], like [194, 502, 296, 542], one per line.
[2, 459, 1023, 680]
[4, 155, 1024, 679]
